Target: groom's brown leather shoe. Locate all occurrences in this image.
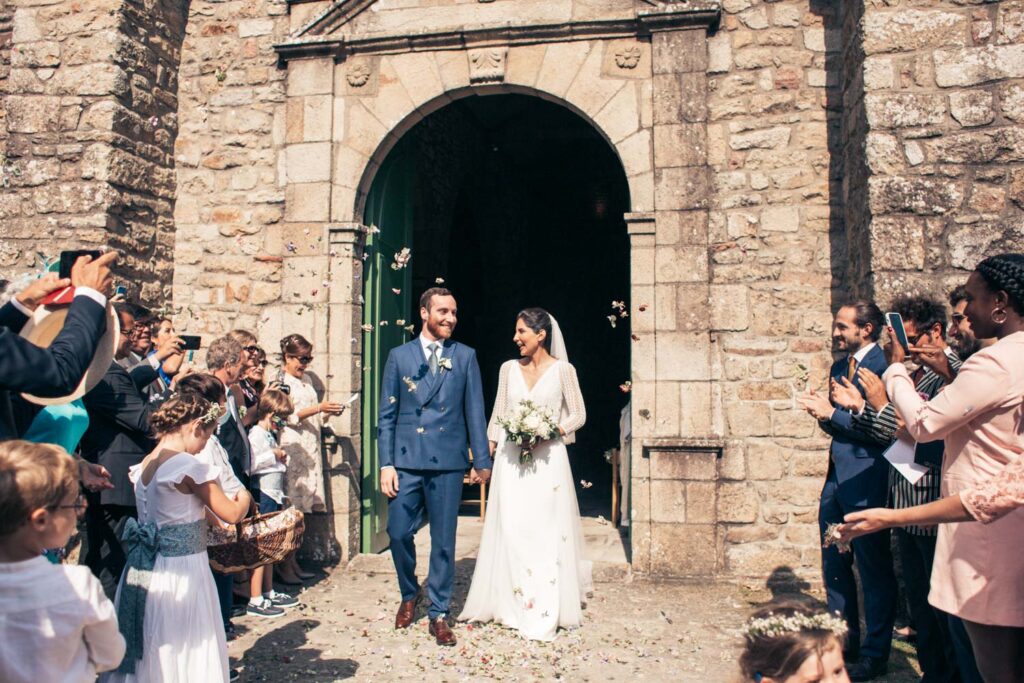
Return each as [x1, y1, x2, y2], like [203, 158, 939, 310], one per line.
[395, 593, 420, 629]
[429, 616, 457, 646]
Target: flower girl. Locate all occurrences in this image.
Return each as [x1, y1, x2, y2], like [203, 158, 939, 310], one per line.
[103, 392, 251, 682]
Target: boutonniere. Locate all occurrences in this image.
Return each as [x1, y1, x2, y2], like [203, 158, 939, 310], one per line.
[238, 405, 247, 420]
[438, 357, 453, 372]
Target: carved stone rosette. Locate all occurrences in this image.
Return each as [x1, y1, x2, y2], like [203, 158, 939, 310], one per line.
[468, 47, 508, 83]
[346, 62, 371, 87]
[615, 46, 642, 69]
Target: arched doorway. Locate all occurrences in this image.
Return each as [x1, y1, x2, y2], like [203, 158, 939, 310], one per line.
[360, 93, 631, 554]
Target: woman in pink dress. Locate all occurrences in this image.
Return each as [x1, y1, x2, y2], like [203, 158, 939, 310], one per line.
[836, 253, 1024, 683]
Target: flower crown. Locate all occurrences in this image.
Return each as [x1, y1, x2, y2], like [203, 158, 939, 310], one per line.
[745, 611, 848, 640]
[199, 401, 223, 425]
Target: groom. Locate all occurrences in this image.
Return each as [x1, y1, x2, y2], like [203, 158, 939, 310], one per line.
[377, 287, 492, 646]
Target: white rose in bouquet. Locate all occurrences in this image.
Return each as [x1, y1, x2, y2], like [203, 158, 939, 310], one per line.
[497, 399, 560, 464]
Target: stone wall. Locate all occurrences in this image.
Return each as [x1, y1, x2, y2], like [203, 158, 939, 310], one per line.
[696, 0, 839, 580]
[858, 0, 1024, 303]
[0, 0, 185, 301]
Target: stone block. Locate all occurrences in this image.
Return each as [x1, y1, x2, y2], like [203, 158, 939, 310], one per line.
[725, 543, 802, 578]
[653, 124, 706, 168]
[288, 58, 334, 96]
[679, 381, 714, 436]
[707, 31, 732, 74]
[685, 482, 717, 523]
[239, 18, 274, 37]
[865, 93, 946, 129]
[654, 284, 675, 331]
[934, 44, 1024, 87]
[728, 126, 791, 151]
[302, 95, 333, 142]
[363, 58, 417, 132]
[343, 100, 390, 159]
[601, 39, 651, 80]
[863, 10, 969, 55]
[657, 331, 712, 381]
[1000, 83, 1024, 123]
[536, 41, 592, 98]
[718, 482, 759, 523]
[772, 410, 816, 439]
[868, 176, 964, 216]
[435, 50, 470, 91]
[760, 206, 799, 233]
[654, 167, 710, 211]
[650, 480, 686, 523]
[286, 142, 331, 184]
[655, 381, 681, 436]
[390, 52, 445, 109]
[505, 43, 546, 88]
[617, 129, 652, 178]
[649, 448, 718, 481]
[726, 402, 771, 437]
[655, 245, 708, 283]
[863, 57, 894, 91]
[6, 96, 61, 133]
[652, 29, 708, 75]
[650, 524, 717, 575]
[949, 90, 995, 128]
[594, 82, 640, 143]
[675, 283, 710, 333]
[870, 216, 926, 270]
[711, 284, 749, 332]
[285, 183, 330, 222]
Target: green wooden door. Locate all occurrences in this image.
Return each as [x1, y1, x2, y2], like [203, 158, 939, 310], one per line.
[360, 141, 414, 554]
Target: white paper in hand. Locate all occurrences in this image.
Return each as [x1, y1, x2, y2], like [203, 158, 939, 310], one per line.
[883, 436, 929, 485]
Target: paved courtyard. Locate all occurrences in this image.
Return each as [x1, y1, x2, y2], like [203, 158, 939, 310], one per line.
[229, 516, 922, 682]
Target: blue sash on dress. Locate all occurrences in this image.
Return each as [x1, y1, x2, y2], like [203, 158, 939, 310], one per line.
[116, 518, 207, 673]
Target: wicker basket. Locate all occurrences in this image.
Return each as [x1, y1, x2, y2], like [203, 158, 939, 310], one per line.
[207, 507, 305, 573]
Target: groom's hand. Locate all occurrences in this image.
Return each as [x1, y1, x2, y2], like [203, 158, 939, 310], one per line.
[473, 468, 491, 484]
[381, 467, 399, 498]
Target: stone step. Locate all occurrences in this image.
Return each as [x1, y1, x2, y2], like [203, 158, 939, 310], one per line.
[347, 552, 632, 584]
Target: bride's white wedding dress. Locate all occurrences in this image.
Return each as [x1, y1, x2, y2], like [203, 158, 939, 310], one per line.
[459, 358, 593, 641]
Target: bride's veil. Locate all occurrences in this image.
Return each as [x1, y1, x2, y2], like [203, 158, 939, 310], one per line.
[548, 314, 569, 363]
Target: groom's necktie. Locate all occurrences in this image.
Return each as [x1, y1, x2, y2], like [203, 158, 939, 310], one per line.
[428, 343, 440, 376]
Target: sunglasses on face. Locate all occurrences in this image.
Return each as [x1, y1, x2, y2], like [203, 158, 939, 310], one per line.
[289, 355, 313, 364]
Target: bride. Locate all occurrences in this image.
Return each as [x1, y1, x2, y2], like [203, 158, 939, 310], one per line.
[459, 307, 593, 641]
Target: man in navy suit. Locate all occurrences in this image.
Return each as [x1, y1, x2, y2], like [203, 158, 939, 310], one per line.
[0, 252, 117, 440]
[799, 301, 896, 681]
[378, 287, 492, 646]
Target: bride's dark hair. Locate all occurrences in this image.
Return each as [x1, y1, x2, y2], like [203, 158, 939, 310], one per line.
[517, 308, 552, 351]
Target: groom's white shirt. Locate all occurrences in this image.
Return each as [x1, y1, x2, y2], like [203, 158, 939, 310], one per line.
[381, 333, 442, 472]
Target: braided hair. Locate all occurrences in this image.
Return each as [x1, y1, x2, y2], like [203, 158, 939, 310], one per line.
[975, 253, 1024, 315]
[150, 392, 214, 436]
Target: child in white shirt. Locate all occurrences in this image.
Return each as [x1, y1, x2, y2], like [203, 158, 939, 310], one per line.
[0, 440, 125, 682]
[245, 388, 299, 615]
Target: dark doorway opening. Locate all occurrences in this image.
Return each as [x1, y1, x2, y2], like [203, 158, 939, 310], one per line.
[374, 93, 631, 515]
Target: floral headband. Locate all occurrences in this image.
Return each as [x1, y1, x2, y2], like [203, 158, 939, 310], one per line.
[199, 401, 223, 425]
[746, 611, 848, 640]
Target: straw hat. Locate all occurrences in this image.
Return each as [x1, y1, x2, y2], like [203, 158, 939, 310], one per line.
[19, 294, 120, 406]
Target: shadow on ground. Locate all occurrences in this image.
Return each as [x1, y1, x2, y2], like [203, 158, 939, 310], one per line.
[236, 619, 358, 682]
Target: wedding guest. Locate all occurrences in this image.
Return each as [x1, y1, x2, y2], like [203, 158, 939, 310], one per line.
[738, 603, 850, 683]
[116, 304, 152, 369]
[276, 333, 344, 582]
[0, 252, 116, 440]
[245, 388, 298, 615]
[797, 301, 895, 681]
[239, 345, 267, 415]
[837, 253, 1024, 683]
[832, 295, 969, 682]
[80, 303, 159, 598]
[206, 336, 251, 488]
[228, 329, 260, 428]
[948, 285, 983, 362]
[0, 441, 125, 682]
[145, 317, 182, 392]
[103, 392, 251, 682]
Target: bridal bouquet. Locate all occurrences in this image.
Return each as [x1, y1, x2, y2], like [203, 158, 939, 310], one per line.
[498, 399, 560, 464]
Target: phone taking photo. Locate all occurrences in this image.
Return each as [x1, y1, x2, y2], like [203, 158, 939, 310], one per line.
[886, 312, 910, 352]
[58, 250, 103, 280]
[179, 335, 202, 351]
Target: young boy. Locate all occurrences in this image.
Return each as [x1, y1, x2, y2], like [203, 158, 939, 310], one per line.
[0, 440, 125, 682]
[245, 388, 299, 616]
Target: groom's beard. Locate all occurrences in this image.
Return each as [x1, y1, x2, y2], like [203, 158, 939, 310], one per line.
[425, 318, 455, 340]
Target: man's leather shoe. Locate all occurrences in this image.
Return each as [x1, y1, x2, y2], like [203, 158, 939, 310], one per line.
[429, 616, 457, 646]
[395, 594, 420, 629]
[847, 656, 887, 681]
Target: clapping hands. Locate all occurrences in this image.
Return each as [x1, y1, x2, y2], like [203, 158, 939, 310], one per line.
[797, 388, 834, 421]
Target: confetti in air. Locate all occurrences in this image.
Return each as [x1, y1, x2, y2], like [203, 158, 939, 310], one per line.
[639, 303, 649, 312]
[580, 480, 593, 489]
[619, 381, 632, 393]
[631, 334, 640, 342]
[379, 320, 388, 326]
[286, 242, 297, 253]
[391, 288, 401, 295]
[402, 376, 417, 393]
[435, 277, 445, 285]
[607, 315, 617, 328]
[396, 319, 406, 326]
[361, 324, 374, 332]
[391, 247, 412, 270]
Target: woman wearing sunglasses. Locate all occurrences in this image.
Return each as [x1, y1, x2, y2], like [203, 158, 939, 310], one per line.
[275, 335, 344, 583]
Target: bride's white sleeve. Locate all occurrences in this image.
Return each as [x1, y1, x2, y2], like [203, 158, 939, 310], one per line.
[487, 361, 510, 443]
[558, 362, 586, 436]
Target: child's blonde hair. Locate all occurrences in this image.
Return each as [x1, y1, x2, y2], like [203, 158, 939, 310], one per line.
[739, 602, 847, 681]
[0, 440, 78, 537]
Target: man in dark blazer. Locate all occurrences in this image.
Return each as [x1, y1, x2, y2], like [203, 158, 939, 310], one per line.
[0, 253, 116, 439]
[378, 288, 492, 646]
[799, 301, 896, 681]
[79, 303, 160, 597]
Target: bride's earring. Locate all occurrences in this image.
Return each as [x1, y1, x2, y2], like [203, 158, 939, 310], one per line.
[992, 308, 1008, 324]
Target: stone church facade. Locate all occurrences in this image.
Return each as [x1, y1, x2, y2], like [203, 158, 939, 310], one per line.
[2, 0, 1022, 580]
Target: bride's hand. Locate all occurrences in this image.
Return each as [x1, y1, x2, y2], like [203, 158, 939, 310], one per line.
[488, 441, 496, 456]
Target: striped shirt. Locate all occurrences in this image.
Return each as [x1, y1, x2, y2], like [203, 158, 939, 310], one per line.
[851, 350, 962, 536]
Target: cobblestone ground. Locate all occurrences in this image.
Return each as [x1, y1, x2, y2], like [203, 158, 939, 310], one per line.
[229, 566, 922, 682]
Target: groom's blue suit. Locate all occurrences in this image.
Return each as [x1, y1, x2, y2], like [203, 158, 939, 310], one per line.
[377, 338, 492, 619]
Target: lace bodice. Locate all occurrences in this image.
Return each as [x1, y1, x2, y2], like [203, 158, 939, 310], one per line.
[487, 359, 586, 444]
